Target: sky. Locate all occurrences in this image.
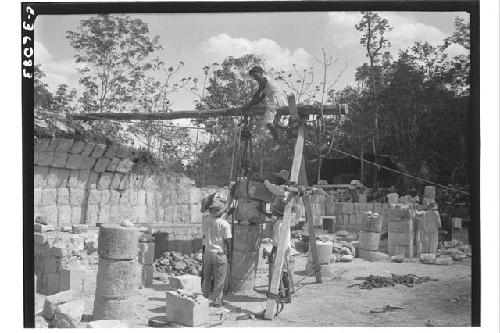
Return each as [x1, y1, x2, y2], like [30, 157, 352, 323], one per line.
[34, 11, 469, 112]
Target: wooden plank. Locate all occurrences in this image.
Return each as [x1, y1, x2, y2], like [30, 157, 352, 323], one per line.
[303, 195, 322, 283]
[264, 94, 304, 319]
[72, 103, 347, 121]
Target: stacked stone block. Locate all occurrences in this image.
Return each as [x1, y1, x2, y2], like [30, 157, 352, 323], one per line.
[93, 225, 140, 320]
[358, 212, 383, 260]
[34, 228, 99, 296]
[321, 197, 390, 233]
[387, 205, 414, 258]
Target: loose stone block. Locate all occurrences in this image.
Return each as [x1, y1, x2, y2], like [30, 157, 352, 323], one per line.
[46, 272, 60, 294]
[434, 255, 453, 265]
[358, 249, 391, 262]
[42, 290, 74, 320]
[419, 253, 436, 264]
[34, 223, 54, 233]
[165, 291, 209, 327]
[46, 168, 59, 188]
[391, 255, 405, 263]
[71, 206, 83, 224]
[70, 141, 86, 154]
[66, 154, 84, 169]
[93, 296, 135, 320]
[141, 264, 154, 288]
[109, 173, 122, 190]
[168, 275, 202, 293]
[91, 143, 107, 158]
[116, 158, 134, 174]
[58, 268, 84, 295]
[55, 138, 74, 152]
[106, 157, 121, 172]
[80, 156, 96, 169]
[95, 258, 139, 298]
[51, 152, 68, 168]
[81, 143, 95, 157]
[72, 224, 88, 233]
[36, 152, 54, 166]
[86, 320, 128, 328]
[139, 242, 155, 265]
[98, 224, 139, 260]
[52, 245, 68, 257]
[53, 299, 85, 328]
[424, 186, 436, 199]
[94, 157, 111, 173]
[57, 188, 70, 205]
[97, 172, 113, 190]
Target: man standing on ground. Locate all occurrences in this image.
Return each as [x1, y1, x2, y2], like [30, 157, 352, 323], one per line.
[241, 66, 286, 152]
[264, 169, 293, 303]
[202, 202, 232, 307]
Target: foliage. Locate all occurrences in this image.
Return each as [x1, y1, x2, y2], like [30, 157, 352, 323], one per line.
[66, 14, 162, 113]
[34, 64, 53, 109]
[50, 84, 77, 113]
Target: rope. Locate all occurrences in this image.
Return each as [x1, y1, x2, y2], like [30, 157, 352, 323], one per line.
[328, 147, 471, 195]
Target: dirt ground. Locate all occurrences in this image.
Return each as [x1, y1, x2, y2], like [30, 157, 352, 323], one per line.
[35, 251, 471, 328]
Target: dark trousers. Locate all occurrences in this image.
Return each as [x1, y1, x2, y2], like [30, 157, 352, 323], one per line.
[202, 252, 228, 304]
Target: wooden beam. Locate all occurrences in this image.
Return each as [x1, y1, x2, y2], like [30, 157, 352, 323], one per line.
[303, 195, 322, 283]
[71, 103, 348, 121]
[264, 94, 304, 320]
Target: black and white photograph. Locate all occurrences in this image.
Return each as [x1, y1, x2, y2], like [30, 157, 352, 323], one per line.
[18, 0, 497, 329]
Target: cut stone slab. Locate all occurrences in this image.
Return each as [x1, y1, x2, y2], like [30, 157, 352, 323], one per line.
[98, 224, 139, 260]
[358, 249, 391, 262]
[106, 157, 121, 172]
[165, 290, 209, 327]
[168, 275, 202, 293]
[93, 296, 135, 320]
[55, 138, 74, 152]
[391, 255, 405, 263]
[81, 143, 95, 156]
[104, 144, 129, 159]
[36, 152, 54, 166]
[59, 268, 84, 296]
[434, 255, 453, 265]
[53, 299, 85, 328]
[42, 290, 74, 320]
[340, 254, 353, 262]
[419, 253, 436, 264]
[80, 156, 96, 169]
[34, 223, 54, 233]
[86, 320, 128, 328]
[97, 172, 113, 190]
[72, 224, 88, 234]
[95, 258, 139, 299]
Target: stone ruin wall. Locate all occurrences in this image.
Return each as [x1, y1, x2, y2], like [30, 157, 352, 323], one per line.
[33, 137, 216, 296]
[34, 137, 204, 235]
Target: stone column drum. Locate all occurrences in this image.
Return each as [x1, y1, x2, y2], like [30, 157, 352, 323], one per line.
[387, 206, 414, 258]
[358, 212, 383, 260]
[93, 224, 140, 320]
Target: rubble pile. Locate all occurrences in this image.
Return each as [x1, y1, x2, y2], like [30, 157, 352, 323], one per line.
[154, 251, 203, 276]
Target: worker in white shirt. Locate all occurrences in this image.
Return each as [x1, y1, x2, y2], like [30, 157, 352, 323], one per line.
[241, 66, 286, 152]
[201, 202, 232, 307]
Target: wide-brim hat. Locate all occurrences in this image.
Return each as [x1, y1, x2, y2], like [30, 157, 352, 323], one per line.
[249, 66, 265, 75]
[273, 170, 290, 181]
[409, 188, 417, 194]
[209, 202, 226, 217]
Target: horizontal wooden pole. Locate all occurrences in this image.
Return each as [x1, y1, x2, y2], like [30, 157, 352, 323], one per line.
[71, 103, 348, 121]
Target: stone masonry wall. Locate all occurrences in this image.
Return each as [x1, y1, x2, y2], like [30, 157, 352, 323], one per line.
[34, 138, 203, 241]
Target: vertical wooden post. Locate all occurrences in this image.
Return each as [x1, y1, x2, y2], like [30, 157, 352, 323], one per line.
[264, 94, 303, 319]
[303, 195, 322, 283]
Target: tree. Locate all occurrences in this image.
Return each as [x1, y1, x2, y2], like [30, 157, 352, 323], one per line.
[34, 64, 53, 109]
[66, 14, 161, 113]
[50, 83, 77, 113]
[355, 11, 393, 188]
